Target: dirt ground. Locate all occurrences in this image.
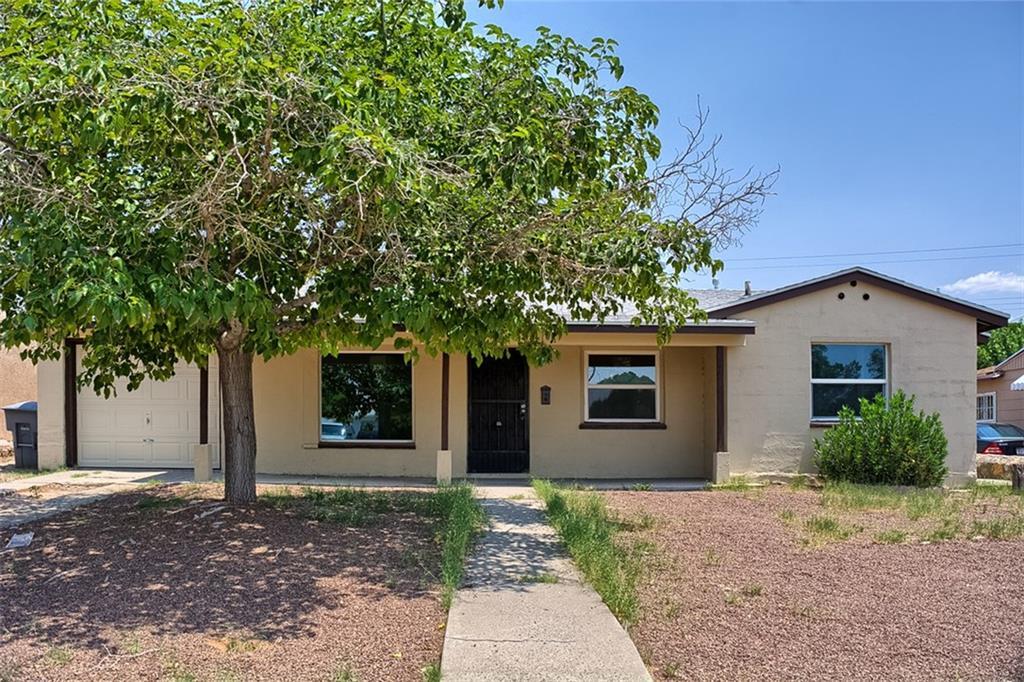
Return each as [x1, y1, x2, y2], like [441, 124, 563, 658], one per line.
[0, 484, 448, 681]
[606, 486, 1024, 682]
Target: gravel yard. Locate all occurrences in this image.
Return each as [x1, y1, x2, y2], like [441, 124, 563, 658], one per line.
[606, 484, 1024, 681]
[0, 484, 452, 681]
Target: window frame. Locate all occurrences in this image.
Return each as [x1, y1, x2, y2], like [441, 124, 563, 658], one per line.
[318, 350, 415, 446]
[582, 350, 661, 423]
[977, 391, 997, 423]
[809, 342, 889, 422]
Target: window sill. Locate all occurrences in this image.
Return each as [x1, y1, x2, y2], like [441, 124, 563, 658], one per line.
[809, 420, 839, 428]
[318, 441, 417, 449]
[579, 421, 667, 430]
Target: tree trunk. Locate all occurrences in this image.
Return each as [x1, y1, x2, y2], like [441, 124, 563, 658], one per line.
[216, 337, 257, 505]
[1012, 463, 1024, 492]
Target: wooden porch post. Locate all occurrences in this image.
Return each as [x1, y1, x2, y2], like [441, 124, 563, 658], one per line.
[437, 352, 452, 483]
[715, 346, 726, 453]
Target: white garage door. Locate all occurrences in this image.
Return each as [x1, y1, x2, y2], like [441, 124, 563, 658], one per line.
[78, 363, 201, 468]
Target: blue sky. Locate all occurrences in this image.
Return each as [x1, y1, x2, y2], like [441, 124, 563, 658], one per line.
[467, 1, 1023, 317]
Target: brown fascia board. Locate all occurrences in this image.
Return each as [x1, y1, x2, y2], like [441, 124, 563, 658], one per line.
[706, 267, 1009, 333]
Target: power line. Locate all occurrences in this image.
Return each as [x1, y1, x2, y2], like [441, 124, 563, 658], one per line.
[725, 243, 1022, 262]
[731, 252, 1024, 271]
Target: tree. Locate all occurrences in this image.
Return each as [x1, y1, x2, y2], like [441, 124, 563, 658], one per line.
[978, 322, 1024, 369]
[0, 0, 776, 503]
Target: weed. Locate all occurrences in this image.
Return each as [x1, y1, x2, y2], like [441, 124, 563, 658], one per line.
[702, 548, 723, 567]
[778, 509, 796, 523]
[724, 591, 742, 606]
[431, 484, 486, 609]
[741, 583, 764, 598]
[618, 512, 657, 532]
[663, 662, 681, 679]
[925, 517, 963, 542]
[822, 481, 903, 511]
[45, 647, 72, 666]
[332, 664, 358, 682]
[120, 633, 142, 655]
[970, 516, 1024, 540]
[713, 476, 754, 491]
[662, 598, 682, 620]
[533, 479, 646, 624]
[788, 475, 809, 491]
[803, 514, 860, 543]
[630, 482, 653, 492]
[904, 490, 952, 521]
[421, 663, 441, 682]
[873, 529, 908, 545]
[136, 494, 188, 511]
[790, 604, 816, 619]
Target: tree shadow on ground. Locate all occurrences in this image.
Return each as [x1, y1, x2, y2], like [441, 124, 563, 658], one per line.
[0, 487, 443, 652]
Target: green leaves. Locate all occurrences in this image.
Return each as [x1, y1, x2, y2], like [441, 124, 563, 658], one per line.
[0, 0, 760, 393]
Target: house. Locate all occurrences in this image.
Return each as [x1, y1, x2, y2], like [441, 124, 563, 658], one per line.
[977, 348, 1024, 427]
[32, 267, 1007, 485]
[0, 347, 37, 449]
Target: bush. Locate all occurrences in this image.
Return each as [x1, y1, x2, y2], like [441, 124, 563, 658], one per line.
[814, 390, 948, 487]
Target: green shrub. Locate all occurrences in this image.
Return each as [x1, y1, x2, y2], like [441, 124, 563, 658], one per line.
[814, 390, 948, 488]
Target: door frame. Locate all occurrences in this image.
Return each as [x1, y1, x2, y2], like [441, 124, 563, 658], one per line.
[466, 350, 530, 475]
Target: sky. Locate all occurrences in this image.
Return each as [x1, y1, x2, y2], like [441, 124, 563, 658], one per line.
[466, 0, 1024, 317]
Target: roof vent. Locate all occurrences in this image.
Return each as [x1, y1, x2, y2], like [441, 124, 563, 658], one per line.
[744, 280, 752, 296]
[712, 278, 720, 290]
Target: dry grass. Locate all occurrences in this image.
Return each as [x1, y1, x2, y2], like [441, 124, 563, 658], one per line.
[606, 485, 1024, 681]
[0, 483, 475, 681]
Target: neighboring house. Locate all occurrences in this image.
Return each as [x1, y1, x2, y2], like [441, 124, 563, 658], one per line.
[0, 347, 37, 447]
[976, 347, 1024, 427]
[33, 266, 1007, 485]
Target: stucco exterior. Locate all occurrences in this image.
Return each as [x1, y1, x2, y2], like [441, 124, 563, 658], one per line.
[724, 280, 979, 484]
[0, 347, 37, 445]
[246, 337, 728, 478]
[32, 268, 995, 484]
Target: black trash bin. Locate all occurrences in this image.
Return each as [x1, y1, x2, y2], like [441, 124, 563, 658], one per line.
[3, 401, 38, 470]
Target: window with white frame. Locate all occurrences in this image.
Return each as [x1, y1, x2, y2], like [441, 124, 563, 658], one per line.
[810, 343, 888, 420]
[320, 353, 413, 442]
[977, 392, 996, 422]
[584, 352, 659, 421]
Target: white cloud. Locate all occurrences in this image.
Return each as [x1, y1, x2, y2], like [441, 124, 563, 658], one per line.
[942, 271, 1024, 297]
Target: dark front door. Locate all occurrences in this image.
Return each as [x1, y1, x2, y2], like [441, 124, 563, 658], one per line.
[468, 350, 529, 474]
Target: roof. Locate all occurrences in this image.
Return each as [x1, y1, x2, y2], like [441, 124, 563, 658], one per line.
[990, 346, 1024, 372]
[706, 266, 1009, 332]
[559, 296, 755, 335]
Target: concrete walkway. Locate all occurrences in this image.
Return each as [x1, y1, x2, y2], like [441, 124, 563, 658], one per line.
[442, 492, 652, 681]
[0, 468, 192, 530]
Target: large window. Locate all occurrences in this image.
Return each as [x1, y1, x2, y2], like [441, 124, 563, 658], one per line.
[811, 343, 888, 420]
[320, 353, 413, 442]
[584, 352, 659, 422]
[977, 392, 996, 422]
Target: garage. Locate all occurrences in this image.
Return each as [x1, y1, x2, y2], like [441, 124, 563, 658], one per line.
[76, 359, 216, 468]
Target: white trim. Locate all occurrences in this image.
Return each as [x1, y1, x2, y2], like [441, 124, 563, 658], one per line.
[977, 391, 997, 422]
[582, 350, 660, 423]
[319, 350, 415, 444]
[809, 342, 889, 421]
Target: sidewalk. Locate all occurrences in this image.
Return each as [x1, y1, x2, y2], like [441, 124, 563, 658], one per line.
[0, 468, 191, 530]
[441, 493, 651, 681]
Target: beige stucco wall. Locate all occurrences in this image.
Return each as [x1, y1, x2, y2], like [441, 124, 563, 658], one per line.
[250, 341, 714, 479]
[0, 347, 37, 444]
[725, 281, 978, 483]
[36, 356, 64, 469]
[528, 345, 711, 478]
